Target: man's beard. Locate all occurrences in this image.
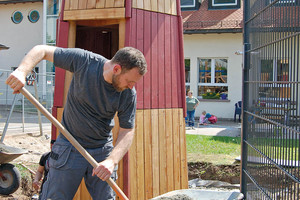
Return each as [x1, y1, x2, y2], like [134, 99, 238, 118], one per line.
[112, 74, 125, 92]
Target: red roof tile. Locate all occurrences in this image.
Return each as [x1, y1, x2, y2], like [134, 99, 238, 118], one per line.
[182, 0, 243, 31]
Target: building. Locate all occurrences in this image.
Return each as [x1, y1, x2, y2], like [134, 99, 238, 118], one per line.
[181, 0, 244, 119]
[0, 0, 59, 106]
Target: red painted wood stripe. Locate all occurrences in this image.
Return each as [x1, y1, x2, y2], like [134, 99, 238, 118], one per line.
[158, 13, 166, 109]
[143, 11, 151, 109]
[150, 12, 159, 109]
[125, 0, 132, 18]
[164, 14, 172, 108]
[136, 9, 144, 109]
[170, 16, 179, 108]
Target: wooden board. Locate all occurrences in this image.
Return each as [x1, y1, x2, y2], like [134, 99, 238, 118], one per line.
[128, 108, 188, 199]
[127, 9, 185, 110]
[132, 0, 177, 15]
[64, 8, 125, 20]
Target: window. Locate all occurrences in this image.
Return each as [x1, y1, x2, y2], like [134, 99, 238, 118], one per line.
[259, 59, 290, 99]
[208, 0, 240, 9]
[180, 0, 200, 10]
[181, 0, 196, 7]
[185, 58, 191, 95]
[213, 0, 237, 6]
[28, 10, 40, 23]
[11, 11, 23, 24]
[198, 58, 228, 99]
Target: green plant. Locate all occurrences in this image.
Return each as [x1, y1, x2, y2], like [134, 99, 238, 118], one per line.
[202, 92, 220, 99]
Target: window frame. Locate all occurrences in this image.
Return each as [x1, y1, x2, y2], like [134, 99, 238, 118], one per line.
[197, 57, 229, 99]
[212, 0, 237, 7]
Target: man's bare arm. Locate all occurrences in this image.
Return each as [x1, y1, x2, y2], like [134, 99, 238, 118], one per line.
[5, 45, 56, 93]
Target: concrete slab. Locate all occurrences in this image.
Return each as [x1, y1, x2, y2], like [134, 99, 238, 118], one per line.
[186, 120, 241, 137]
[151, 189, 244, 200]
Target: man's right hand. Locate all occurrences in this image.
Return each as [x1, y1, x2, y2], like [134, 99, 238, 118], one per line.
[5, 69, 26, 94]
[32, 180, 40, 191]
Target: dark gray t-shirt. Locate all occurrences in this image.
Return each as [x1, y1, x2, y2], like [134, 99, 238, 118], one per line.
[53, 48, 137, 148]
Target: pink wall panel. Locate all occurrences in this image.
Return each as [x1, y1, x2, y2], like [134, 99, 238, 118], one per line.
[150, 12, 159, 109]
[143, 11, 151, 109]
[157, 13, 166, 109]
[127, 8, 185, 110]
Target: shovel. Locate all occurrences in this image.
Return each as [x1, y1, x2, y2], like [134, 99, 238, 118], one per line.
[19, 87, 129, 200]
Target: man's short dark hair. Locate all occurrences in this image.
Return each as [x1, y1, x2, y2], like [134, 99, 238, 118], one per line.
[111, 47, 147, 75]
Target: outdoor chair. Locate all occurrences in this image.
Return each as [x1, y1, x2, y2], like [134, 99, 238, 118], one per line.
[234, 101, 242, 122]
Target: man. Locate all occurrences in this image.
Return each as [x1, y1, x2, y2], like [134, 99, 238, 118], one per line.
[6, 45, 147, 199]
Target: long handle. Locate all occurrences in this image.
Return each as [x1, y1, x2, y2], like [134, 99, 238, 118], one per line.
[20, 87, 129, 200]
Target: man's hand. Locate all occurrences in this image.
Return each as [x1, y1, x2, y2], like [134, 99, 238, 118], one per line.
[92, 159, 116, 181]
[32, 180, 41, 191]
[5, 69, 26, 94]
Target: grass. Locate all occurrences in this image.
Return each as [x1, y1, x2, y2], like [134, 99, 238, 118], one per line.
[186, 135, 241, 165]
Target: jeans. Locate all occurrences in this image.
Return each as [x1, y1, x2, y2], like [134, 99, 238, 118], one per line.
[40, 135, 117, 200]
[186, 110, 195, 127]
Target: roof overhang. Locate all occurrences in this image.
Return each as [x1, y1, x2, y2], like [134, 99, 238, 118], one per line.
[0, 0, 42, 4]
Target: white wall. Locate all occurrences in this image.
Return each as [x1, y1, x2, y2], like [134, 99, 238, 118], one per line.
[0, 2, 43, 71]
[183, 33, 243, 119]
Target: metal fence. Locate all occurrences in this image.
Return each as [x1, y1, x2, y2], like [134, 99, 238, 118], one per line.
[242, 0, 300, 199]
[0, 69, 54, 138]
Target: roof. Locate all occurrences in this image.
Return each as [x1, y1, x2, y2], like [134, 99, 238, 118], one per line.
[0, 0, 42, 4]
[182, 0, 243, 33]
[0, 44, 9, 50]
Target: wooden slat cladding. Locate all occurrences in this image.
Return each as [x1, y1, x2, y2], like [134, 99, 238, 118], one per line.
[132, 0, 177, 15]
[129, 108, 188, 200]
[64, 0, 125, 10]
[127, 9, 185, 110]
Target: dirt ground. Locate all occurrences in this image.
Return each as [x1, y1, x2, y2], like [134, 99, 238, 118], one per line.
[0, 134, 241, 200]
[0, 133, 51, 200]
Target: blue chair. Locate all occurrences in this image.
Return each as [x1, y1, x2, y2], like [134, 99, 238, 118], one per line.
[234, 101, 242, 122]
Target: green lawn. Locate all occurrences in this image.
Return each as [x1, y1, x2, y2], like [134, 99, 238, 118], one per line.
[186, 135, 241, 165]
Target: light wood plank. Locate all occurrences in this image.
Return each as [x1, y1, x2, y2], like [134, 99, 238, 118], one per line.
[144, 110, 153, 199]
[136, 110, 145, 199]
[87, 0, 97, 9]
[151, 0, 158, 12]
[166, 109, 174, 192]
[132, 0, 137, 8]
[171, 0, 177, 15]
[179, 109, 189, 189]
[64, 8, 125, 20]
[96, 0, 105, 8]
[158, 0, 164, 13]
[151, 109, 160, 197]
[114, 0, 125, 7]
[158, 109, 167, 195]
[78, 0, 87, 9]
[69, 0, 79, 10]
[64, 0, 70, 11]
[119, 19, 126, 49]
[136, 0, 143, 9]
[173, 109, 181, 190]
[105, 0, 115, 7]
[56, 108, 64, 137]
[164, 0, 171, 15]
[166, 109, 178, 191]
[129, 117, 138, 200]
[144, 0, 151, 10]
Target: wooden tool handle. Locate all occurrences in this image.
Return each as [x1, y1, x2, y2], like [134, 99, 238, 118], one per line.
[20, 87, 129, 200]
